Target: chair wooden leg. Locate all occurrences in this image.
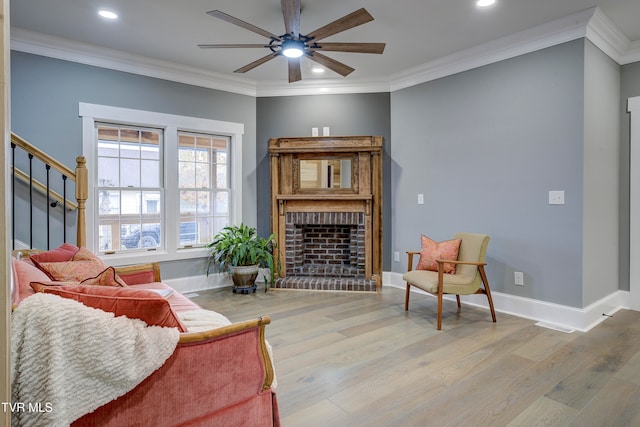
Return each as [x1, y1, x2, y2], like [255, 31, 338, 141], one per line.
[479, 266, 496, 323]
[456, 295, 461, 308]
[405, 283, 411, 311]
[437, 291, 443, 330]
[437, 267, 444, 330]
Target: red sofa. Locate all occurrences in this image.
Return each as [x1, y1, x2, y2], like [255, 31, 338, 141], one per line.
[12, 255, 280, 427]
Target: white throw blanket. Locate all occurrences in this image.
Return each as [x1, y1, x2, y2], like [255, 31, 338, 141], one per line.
[11, 293, 180, 427]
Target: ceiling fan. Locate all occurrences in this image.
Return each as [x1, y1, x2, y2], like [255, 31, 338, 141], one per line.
[198, 0, 386, 83]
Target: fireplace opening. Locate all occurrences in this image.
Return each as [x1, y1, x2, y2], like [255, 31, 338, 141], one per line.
[274, 211, 375, 291]
[293, 224, 364, 277]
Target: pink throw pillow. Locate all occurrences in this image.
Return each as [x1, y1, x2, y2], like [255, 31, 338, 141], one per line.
[31, 284, 187, 332]
[37, 247, 107, 281]
[79, 266, 128, 287]
[29, 243, 79, 270]
[12, 258, 51, 304]
[416, 235, 462, 274]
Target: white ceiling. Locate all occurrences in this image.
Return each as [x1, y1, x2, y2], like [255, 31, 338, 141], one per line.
[10, 0, 640, 96]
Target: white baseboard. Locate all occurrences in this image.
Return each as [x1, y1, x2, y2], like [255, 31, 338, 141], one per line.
[384, 271, 631, 333]
[163, 273, 231, 294]
[163, 268, 272, 295]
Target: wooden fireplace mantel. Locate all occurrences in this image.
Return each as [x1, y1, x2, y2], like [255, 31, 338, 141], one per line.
[269, 136, 383, 289]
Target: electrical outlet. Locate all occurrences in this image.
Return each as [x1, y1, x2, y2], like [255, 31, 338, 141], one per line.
[394, 251, 400, 262]
[514, 271, 524, 286]
[549, 190, 565, 205]
[312, 127, 319, 136]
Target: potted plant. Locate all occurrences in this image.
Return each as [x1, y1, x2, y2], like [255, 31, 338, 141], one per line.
[206, 223, 280, 294]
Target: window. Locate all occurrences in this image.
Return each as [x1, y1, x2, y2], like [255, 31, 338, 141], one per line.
[178, 132, 230, 246]
[80, 103, 244, 265]
[96, 124, 163, 252]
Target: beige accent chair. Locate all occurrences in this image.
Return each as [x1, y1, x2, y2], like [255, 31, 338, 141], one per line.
[403, 232, 496, 330]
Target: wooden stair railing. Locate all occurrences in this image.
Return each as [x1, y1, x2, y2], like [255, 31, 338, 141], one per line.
[10, 132, 87, 248]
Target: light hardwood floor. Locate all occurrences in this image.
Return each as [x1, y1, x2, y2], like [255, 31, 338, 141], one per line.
[191, 286, 640, 427]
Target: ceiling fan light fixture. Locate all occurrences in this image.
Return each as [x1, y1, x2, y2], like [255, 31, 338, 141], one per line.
[476, 0, 496, 7]
[282, 39, 305, 58]
[98, 10, 118, 20]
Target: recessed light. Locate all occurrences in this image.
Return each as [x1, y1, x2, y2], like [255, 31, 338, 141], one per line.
[98, 10, 118, 20]
[312, 67, 325, 74]
[476, 0, 496, 7]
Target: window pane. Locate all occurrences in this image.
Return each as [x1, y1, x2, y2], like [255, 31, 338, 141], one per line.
[215, 191, 228, 215]
[179, 220, 198, 245]
[196, 149, 210, 163]
[98, 140, 119, 157]
[180, 191, 196, 213]
[121, 191, 141, 215]
[120, 142, 140, 159]
[98, 190, 120, 215]
[195, 163, 210, 188]
[120, 159, 140, 187]
[216, 150, 227, 164]
[216, 165, 227, 189]
[98, 157, 119, 187]
[98, 224, 114, 251]
[179, 161, 195, 188]
[141, 160, 159, 187]
[142, 191, 161, 214]
[179, 148, 195, 161]
[141, 143, 159, 160]
[197, 191, 210, 213]
[197, 217, 213, 244]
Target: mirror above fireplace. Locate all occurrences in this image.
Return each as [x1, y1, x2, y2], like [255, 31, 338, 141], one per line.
[298, 156, 354, 190]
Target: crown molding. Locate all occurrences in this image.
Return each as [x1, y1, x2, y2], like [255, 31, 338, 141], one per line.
[586, 7, 631, 64]
[10, 27, 258, 97]
[389, 8, 594, 92]
[10, 7, 639, 98]
[256, 77, 390, 97]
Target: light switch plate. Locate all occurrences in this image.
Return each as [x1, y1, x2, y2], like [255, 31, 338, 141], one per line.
[323, 126, 330, 136]
[549, 190, 565, 205]
[418, 194, 424, 205]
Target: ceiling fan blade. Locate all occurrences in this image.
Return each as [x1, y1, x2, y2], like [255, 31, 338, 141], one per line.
[234, 53, 279, 73]
[198, 44, 271, 49]
[306, 8, 374, 42]
[281, 0, 301, 37]
[288, 57, 302, 83]
[207, 10, 280, 40]
[306, 52, 355, 77]
[311, 42, 385, 54]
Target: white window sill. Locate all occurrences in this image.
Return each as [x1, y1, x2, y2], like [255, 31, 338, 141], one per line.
[99, 246, 210, 267]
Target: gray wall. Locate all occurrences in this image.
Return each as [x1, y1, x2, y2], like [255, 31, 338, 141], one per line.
[582, 40, 620, 306]
[256, 93, 392, 270]
[11, 43, 638, 306]
[391, 40, 586, 308]
[619, 61, 640, 292]
[11, 51, 257, 279]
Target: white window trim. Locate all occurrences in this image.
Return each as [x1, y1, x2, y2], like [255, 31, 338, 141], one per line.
[80, 102, 244, 266]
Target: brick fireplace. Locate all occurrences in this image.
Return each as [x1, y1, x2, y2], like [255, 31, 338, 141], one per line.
[273, 212, 375, 291]
[269, 136, 383, 292]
